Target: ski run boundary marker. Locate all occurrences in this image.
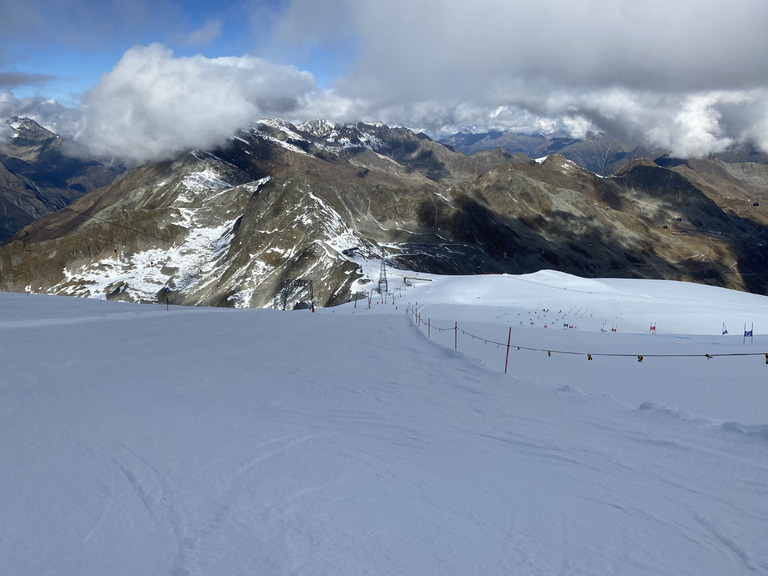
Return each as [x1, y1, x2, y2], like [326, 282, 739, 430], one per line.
[404, 305, 767, 374]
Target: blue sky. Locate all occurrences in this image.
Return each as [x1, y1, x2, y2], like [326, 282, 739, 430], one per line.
[1, 0, 361, 102]
[2, 1, 292, 100]
[1, 0, 767, 163]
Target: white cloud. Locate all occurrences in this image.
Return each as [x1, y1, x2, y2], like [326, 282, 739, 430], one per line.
[4, 0, 768, 162]
[267, 0, 768, 156]
[74, 44, 320, 163]
[553, 88, 768, 158]
[654, 93, 742, 157]
[0, 90, 82, 134]
[750, 101, 768, 152]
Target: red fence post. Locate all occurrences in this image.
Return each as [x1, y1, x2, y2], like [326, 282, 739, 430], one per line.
[504, 327, 511, 374]
[454, 322, 458, 350]
[428, 318, 431, 338]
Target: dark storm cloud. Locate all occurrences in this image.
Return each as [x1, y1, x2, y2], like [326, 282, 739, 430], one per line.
[285, 0, 768, 98]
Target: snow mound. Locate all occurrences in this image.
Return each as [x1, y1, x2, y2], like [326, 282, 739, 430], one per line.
[721, 422, 768, 441]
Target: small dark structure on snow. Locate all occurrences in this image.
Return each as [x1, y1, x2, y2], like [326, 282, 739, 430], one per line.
[281, 279, 314, 311]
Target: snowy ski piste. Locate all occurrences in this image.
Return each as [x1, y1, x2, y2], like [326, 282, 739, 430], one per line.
[2, 269, 767, 575]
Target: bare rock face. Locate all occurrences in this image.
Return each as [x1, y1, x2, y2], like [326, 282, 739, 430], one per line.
[2, 119, 768, 307]
[0, 117, 120, 241]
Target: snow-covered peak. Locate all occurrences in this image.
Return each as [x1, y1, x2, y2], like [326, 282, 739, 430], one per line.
[256, 118, 308, 143]
[3, 116, 58, 142]
[246, 118, 396, 155]
[536, 153, 583, 173]
[297, 119, 338, 138]
[248, 125, 312, 157]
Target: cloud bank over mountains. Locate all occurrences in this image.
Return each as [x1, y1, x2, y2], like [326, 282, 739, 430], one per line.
[2, 0, 767, 164]
[74, 45, 319, 163]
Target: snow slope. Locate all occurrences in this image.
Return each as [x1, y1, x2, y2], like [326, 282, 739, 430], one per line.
[363, 269, 768, 424]
[1, 271, 767, 575]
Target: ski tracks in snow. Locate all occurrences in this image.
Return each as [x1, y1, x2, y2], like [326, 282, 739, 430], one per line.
[99, 440, 198, 575]
[97, 429, 339, 576]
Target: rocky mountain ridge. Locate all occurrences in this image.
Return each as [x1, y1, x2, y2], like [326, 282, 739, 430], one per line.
[1, 118, 767, 307]
[440, 130, 768, 175]
[0, 117, 120, 241]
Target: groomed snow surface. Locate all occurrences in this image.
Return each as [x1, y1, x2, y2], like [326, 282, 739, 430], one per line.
[2, 270, 767, 575]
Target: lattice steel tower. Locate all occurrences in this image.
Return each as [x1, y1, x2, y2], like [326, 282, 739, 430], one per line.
[378, 258, 388, 294]
[281, 278, 314, 311]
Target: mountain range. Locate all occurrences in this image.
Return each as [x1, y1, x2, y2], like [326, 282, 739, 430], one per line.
[1, 117, 767, 307]
[440, 130, 768, 175]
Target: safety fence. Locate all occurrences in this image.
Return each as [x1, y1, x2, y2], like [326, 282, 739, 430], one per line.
[405, 304, 768, 374]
